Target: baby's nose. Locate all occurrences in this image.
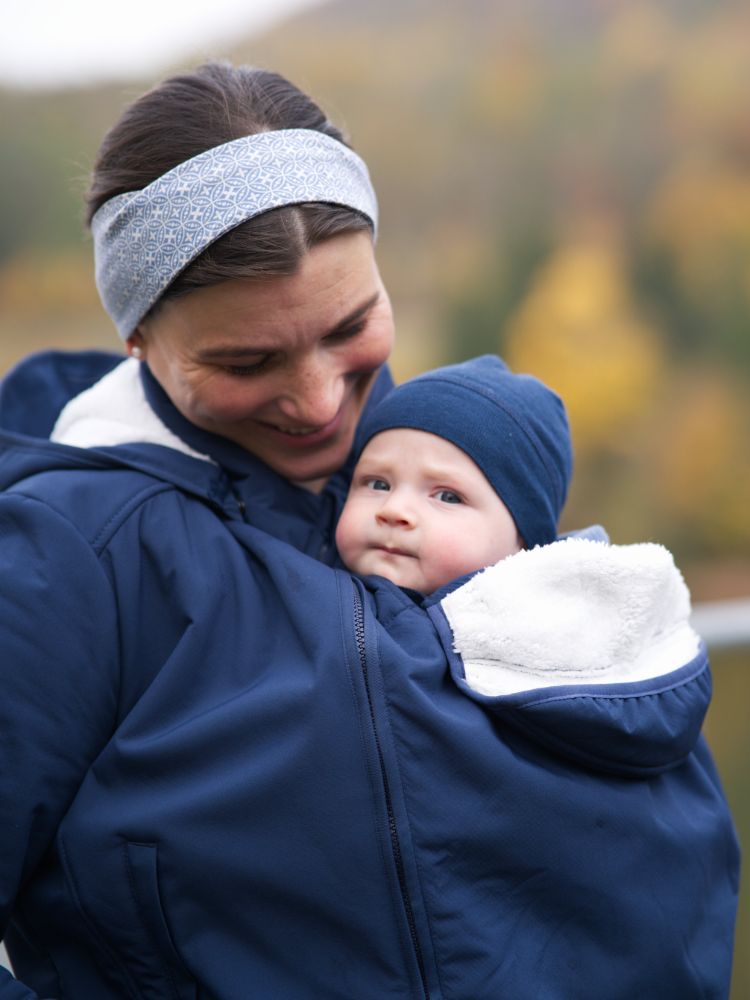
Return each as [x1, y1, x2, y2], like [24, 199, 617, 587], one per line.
[375, 495, 415, 528]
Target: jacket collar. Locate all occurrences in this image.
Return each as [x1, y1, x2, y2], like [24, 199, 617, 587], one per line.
[0, 350, 395, 560]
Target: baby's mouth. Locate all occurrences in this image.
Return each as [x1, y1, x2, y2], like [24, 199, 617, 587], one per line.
[375, 544, 415, 558]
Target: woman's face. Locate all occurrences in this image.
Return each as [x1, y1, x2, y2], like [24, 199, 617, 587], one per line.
[134, 231, 394, 490]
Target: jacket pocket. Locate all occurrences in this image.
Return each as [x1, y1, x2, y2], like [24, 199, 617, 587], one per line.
[123, 842, 198, 1000]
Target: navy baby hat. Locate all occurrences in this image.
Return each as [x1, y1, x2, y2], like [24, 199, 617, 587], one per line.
[355, 355, 573, 549]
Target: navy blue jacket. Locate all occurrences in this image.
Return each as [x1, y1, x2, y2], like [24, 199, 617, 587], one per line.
[0, 351, 739, 999]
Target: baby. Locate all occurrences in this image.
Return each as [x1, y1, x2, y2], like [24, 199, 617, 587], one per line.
[336, 354, 572, 593]
[333, 357, 731, 994]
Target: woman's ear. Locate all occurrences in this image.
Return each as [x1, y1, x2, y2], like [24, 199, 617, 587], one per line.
[127, 330, 146, 360]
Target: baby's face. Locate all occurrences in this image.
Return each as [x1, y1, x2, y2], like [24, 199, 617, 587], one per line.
[336, 428, 523, 593]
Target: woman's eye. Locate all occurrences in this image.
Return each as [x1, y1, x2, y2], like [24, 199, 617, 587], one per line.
[326, 319, 367, 344]
[223, 358, 270, 376]
[436, 490, 463, 504]
[366, 478, 390, 492]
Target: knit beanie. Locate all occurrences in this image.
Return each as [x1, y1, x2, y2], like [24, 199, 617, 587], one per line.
[354, 355, 573, 549]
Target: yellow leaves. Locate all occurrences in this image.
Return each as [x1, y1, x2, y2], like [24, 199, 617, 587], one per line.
[648, 373, 750, 548]
[647, 161, 750, 298]
[502, 241, 750, 553]
[504, 243, 664, 455]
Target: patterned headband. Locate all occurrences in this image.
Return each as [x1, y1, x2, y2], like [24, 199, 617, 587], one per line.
[91, 128, 378, 338]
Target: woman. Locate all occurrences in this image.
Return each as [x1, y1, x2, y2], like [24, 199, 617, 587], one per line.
[0, 63, 738, 999]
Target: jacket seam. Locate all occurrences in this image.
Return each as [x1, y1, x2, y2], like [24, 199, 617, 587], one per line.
[517, 658, 708, 709]
[8, 476, 176, 557]
[90, 483, 177, 553]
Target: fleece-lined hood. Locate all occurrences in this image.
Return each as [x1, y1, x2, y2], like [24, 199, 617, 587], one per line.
[0, 351, 225, 502]
[426, 538, 708, 774]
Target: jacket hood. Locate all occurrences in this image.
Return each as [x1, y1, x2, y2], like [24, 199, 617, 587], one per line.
[0, 350, 394, 523]
[431, 538, 709, 775]
[0, 349, 121, 439]
[0, 350, 232, 507]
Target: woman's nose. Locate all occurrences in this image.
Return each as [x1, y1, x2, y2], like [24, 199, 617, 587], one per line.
[276, 358, 346, 426]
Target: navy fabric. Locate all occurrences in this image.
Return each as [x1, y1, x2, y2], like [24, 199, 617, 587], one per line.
[0, 351, 739, 999]
[355, 354, 572, 548]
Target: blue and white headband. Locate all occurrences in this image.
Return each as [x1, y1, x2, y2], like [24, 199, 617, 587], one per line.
[91, 128, 379, 339]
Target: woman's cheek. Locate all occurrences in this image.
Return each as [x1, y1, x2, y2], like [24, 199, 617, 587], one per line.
[355, 303, 395, 372]
[191, 376, 267, 423]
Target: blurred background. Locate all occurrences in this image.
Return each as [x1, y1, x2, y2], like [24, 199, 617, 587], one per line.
[1, 0, 748, 993]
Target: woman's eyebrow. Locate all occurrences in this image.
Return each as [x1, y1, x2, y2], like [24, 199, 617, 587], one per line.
[194, 291, 381, 361]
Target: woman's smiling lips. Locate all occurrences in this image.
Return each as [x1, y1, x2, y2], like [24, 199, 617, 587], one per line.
[257, 407, 346, 448]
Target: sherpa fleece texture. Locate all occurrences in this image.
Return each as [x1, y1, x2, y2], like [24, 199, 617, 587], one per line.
[443, 537, 699, 695]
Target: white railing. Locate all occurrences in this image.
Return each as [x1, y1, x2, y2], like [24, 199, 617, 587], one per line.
[691, 598, 750, 650]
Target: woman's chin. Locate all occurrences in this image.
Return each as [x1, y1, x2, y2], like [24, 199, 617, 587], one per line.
[267, 437, 354, 491]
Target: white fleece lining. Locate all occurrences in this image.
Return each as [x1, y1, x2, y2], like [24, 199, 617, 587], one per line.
[441, 538, 701, 697]
[50, 358, 214, 463]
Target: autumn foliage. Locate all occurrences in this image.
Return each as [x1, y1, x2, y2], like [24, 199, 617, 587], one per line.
[1, 0, 749, 567]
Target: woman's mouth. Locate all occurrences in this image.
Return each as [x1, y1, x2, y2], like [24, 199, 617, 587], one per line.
[270, 424, 321, 436]
[259, 408, 345, 447]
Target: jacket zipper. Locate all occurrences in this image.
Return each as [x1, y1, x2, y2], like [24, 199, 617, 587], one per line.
[352, 581, 431, 1000]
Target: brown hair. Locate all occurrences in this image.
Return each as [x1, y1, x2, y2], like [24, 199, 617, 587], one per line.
[85, 62, 372, 302]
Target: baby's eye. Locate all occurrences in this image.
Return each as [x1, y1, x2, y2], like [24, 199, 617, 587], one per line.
[366, 478, 390, 492]
[436, 490, 463, 504]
